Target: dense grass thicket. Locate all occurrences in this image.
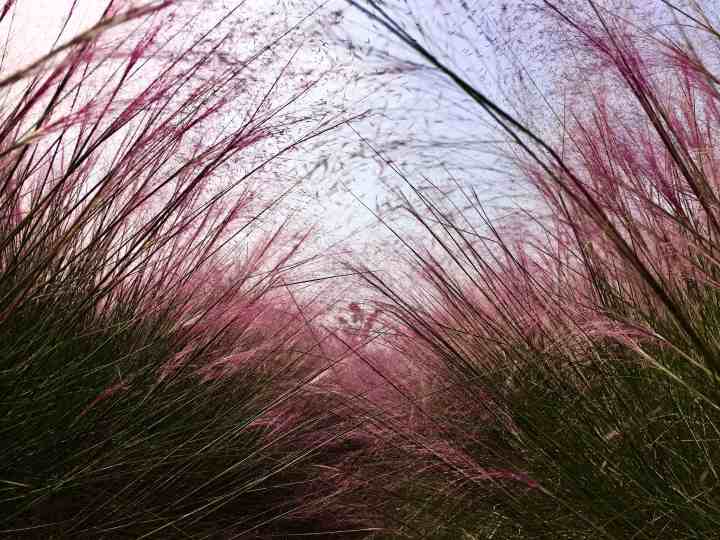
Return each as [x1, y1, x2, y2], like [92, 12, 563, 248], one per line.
[4, 0, 720, 538]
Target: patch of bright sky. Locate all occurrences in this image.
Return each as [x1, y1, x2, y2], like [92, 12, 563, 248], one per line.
[1, 1, 106, 68]
[0, 0, 516, 264]
[5, 0, 717, 279]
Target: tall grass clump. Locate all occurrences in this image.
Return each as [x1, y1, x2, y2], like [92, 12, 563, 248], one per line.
[340, 1, 720, 538]
[0, 1, 352, 537]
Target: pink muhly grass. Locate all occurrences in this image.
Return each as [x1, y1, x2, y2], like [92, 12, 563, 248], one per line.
[374, 0, 720, 380]
[510, 12, 720, 351]
[0, 2, 359, 537]
[0, 0, 333, 330]
[78, 376, 129, 418]
[348, 1, 720, 537]
[155, 240, 319, 382]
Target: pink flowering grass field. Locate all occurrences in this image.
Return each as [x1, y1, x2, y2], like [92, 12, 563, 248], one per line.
[4, 0, 720, 538]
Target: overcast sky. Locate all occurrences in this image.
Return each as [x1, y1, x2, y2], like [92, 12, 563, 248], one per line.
[0, 0, 517, 273]
[6, 0, 716, 278]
